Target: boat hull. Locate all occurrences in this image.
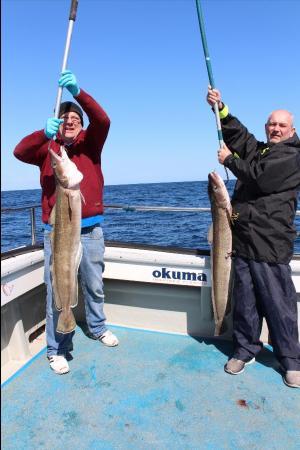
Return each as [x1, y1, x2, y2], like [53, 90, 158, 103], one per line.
[1, 242, 300, 383]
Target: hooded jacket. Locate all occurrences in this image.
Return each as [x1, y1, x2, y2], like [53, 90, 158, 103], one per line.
[14, 89, 110, 224]
[221, 112, 300, 264]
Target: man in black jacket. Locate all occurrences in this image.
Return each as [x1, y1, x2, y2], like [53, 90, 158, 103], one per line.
[207, 87, 300, 388]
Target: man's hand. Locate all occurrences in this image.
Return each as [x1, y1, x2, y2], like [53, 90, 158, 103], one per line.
[206, 85, 223, 109]
[218, 144, 232, 165]
[59, 70, 80, 97]
[44, 117, 63, 139]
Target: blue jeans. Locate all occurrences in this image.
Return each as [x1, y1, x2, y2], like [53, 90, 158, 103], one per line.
[44, 225, 107, 357]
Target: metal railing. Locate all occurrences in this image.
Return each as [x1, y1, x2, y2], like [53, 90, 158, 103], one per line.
[1, 204, 300, 247]
[2, 204, 41, 246]
[104, 204, 211, 213]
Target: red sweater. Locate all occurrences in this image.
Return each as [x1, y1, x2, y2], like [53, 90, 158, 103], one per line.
[14, 89, 110, 224]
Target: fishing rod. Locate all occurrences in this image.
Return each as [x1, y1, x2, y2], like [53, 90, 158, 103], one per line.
[54, 0, 79, 118]
[195, 0, 229, 181]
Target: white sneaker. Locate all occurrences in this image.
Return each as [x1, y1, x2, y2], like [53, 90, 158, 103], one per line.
[48, 355, 70, 374]
[98, 330, 119, 347]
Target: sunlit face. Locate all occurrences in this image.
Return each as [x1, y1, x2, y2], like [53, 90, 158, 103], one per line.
[265, 110, 295, 144]
[59, 112, 82, 144]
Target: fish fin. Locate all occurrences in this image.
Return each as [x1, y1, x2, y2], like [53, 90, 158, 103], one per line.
[70, 242, 82, 308]
[52, 277, 63, 311]
[225, 265, 234, 315]
[80, 192, 86, 205]
[66, 190, 79, 222]
[226, 208, 233, 227]
[56, 309, 76, 334]
[214, 320, 228, 336]
[49, 227, 64, 311]
[49, 205, 56, 226]
[214, 323, 221, 336]
[50, 259, 63, 311]
[49, 147, 62, 159]
[207, 223, 213, 245]
[68, 189, 82, 213]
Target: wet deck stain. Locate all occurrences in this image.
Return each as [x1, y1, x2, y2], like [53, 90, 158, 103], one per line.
[62, 411, 81, 428]
[175, 400, 185, 411]
[237, 399, 249, 409]
[155, 372, 166, 381]
[90, 362, 97, 382]
[236, 399, 262, 410]
[97, 381, 111, 388]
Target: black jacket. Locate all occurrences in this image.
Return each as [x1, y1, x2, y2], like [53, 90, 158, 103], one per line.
[221, 113, 300, 264]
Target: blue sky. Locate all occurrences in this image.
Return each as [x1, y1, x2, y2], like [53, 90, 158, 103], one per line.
[2, 0, 300, 191]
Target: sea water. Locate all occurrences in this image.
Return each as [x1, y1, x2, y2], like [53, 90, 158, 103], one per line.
[1, 180, 300, 254]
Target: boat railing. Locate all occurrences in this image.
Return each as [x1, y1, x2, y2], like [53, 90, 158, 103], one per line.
[104, 204, 211, 213]
[2, 204, 41, 246]
[1, 204, 300, 247]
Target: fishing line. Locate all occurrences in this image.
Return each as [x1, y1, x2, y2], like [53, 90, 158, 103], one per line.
[195, 0, 229, 184]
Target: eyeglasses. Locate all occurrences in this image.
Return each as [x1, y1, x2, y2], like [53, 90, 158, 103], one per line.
[60, 115, 81, 124]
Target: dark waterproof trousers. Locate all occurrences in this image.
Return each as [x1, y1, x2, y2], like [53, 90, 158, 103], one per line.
[232, 256, 300, 371]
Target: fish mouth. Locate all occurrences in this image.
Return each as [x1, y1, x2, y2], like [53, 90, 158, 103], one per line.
[208, 171, 219, 185]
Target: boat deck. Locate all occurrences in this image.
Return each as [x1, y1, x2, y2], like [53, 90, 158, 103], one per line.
[2, 326, 299, 450]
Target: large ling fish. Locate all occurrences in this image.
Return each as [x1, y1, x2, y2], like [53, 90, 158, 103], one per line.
[49, 146, 83, 334]
[208, 171, 233, 336]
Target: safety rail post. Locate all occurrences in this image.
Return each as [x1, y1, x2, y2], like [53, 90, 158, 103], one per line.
[30, 207, 37, 246]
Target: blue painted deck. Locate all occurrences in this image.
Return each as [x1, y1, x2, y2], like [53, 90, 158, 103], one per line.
[2, 326, 299, 450]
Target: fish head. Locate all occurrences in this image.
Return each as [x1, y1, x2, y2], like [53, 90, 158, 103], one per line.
[49, 147, 83, 189]
[208, 171, 231, 209]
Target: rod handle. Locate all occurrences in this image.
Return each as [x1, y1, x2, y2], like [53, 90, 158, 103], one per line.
[69, 0, 78, 21]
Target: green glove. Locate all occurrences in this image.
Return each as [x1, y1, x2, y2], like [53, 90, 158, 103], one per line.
[44, 117, 63, 139]
[58, 70, 80, 97]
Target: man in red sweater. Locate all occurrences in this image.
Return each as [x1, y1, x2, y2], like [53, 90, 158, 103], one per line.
[14, 70, 119, 375]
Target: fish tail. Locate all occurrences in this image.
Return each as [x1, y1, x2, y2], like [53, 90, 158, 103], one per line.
[56, 309, 76, 334]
